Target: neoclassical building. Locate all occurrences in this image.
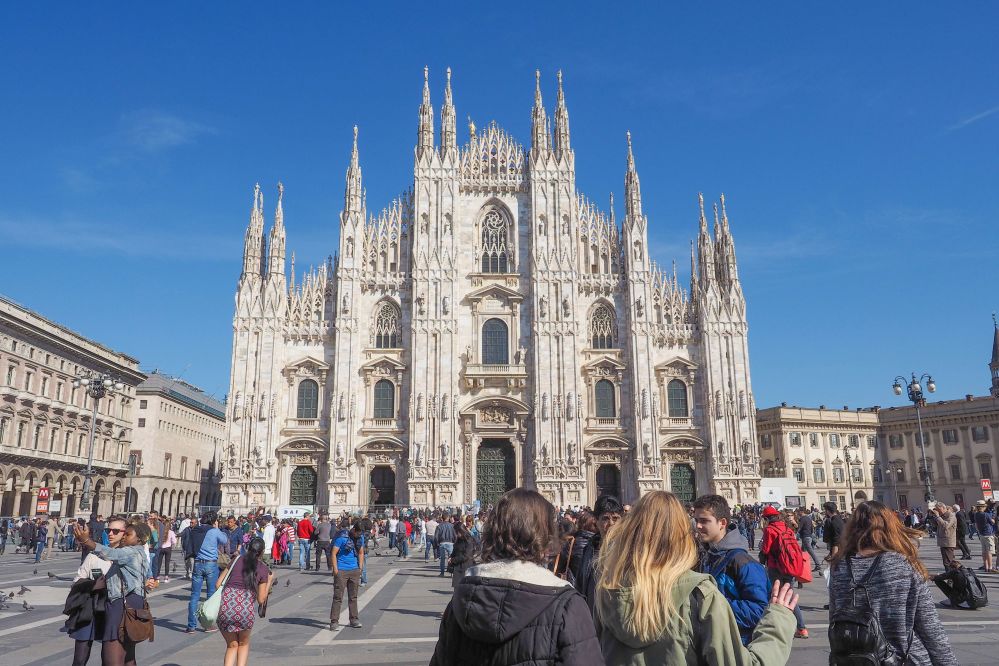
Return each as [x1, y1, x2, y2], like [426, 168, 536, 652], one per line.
[0, 295, 144, 518]
[222, 69, 762, 511]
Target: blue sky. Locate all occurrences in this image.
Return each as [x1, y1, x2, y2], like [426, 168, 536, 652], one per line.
[2, 3, 997, 409]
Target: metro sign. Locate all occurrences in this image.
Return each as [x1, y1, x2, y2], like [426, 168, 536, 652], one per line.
[36, 486, 51, 514]
[982, 479, 993, 492]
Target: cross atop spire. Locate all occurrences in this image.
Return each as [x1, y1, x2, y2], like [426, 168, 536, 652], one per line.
[624, 131, 642, 220]
[440, 66, 457, 157]
[554, 69, 571, 159]
[417, 67, 434, 155]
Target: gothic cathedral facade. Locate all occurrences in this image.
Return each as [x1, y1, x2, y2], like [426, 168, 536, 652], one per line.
[221, 69, 761, 512]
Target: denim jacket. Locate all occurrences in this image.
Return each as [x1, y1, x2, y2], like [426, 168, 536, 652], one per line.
[94, 544, 149, 601]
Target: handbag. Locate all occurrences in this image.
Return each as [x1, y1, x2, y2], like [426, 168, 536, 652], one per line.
[798, 552, 814, 583]
[115, 568, 155, 643]
[196, 555, 240, 630]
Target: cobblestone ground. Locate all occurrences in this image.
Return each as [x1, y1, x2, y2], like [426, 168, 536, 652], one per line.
[0, 536, 996, 665]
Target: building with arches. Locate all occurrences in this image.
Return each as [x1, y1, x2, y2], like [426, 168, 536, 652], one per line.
[0, 295, 144, 518]
[129, 372, 225, 516]
[222, 69, 761, 511]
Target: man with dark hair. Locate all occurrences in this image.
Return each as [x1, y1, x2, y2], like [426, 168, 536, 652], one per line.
[693, 494, 769, 645]
[821, 501, 844, 562]
[434, 516, 457, 577]
[183, 512, 227, 634]
[934, 561, 987, 608]
[573, 494, 623, 611]
[796, 507, 821, 573]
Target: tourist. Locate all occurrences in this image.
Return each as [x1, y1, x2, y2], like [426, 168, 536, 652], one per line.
[574, 495, 623, 611]
[72, 520, 155, 666]
[260, 518, 276, 566]
[434, 516, 456, 577]
[566, 510, 597, 585]
[424, 513, 439, 561]
[395, 515, 409, 558]
[183, 512, 229, 634]
[329, 518, 364, 631]
[447, 521, 477, 588]
[67, 516, 129, 666]
[594, 491, 797, 665]
[693, 494, 770, 645]
[821, 501, 844, 561]
[314, 514, 334, 570]
[933, 561, 987, 609]
[955, 504, 973, 560]
[796, 507, 821, 573]
[431, 489, 601, 665]
[758, 505, 809, 638]
[932, 502, 958, 568]
[296, 512, 314, 570]
[972, 499, 996, 572]
[828, 501, 957, 665]
[155, 521, 177, 582]
[217, 536, 274, 666]
[33, 518, 48, 563]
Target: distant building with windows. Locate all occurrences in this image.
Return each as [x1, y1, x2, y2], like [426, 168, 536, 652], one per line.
[222, 69, 763, 511]
[758, 319, 999, 510]
[0, 295, 144, 518]
[130, 372, 225, 516]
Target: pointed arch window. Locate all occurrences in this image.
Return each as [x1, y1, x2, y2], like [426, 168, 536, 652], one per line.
[590, 304, 616, 349]
[482, 318, 509, 365]
[667, 379, 689, 417]
[480, 209, 511, 273]
[297, 380, 319, 419]
[373, 302, 401, 348]
[373, 379, 395, 418]
[595, 379, 616, 418]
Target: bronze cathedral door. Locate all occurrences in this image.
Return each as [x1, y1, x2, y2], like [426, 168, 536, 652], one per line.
[476, 439, 515, 507]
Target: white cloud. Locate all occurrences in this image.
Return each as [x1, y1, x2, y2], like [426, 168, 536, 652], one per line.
[946, 104, 999, 133]
[119, 110, 215, 152]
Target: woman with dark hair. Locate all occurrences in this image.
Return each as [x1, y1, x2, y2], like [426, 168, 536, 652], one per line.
[72, 521, 154, 666]
[828, 501, 957, 665]
[217, 536, 274, 666]
[447, 521, 477, 588]
[431, 488, 602, 665]
[566, 510, 598, 584]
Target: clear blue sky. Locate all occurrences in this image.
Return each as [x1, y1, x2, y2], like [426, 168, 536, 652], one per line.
[2, 3, 997, 409]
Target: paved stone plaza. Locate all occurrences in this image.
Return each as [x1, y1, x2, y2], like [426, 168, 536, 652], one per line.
[0, 538, 997, 665]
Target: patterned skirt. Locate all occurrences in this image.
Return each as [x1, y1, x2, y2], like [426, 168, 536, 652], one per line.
[217, 587, 256, 633]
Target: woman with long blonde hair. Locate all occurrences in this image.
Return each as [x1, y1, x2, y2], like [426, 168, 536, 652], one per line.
[594, 491, 798, 665]
[827, 501, 957, 665]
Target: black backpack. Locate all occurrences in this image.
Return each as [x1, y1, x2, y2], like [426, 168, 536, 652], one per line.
[828, 554, 913, 666]
[965, 568, 989, 609]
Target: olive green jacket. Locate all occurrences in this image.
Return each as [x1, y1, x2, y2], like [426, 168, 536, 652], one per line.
[594, 570, 795, 666]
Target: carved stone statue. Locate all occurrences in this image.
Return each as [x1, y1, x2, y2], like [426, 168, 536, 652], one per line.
[567, 441, 576, 464]
[464, 344, 472, 362]
[416, 393, 424, 421]
[442, 296, 450, 315]
[565, 392, 574, 420]
[338, 393, 346, 421]
[561, 297, 570, 318]
[440, 440, 450, 464]
[341, 294, 350, 314]
[416, 293, 426, 315]
[541, 441, 549, 465]
[441, 394, 449, 421]
[541, 393, 550, 421]
[636, 296, 645, 318]
[345, 236, 354, 258]
[414, 441, 423, 466]
[641, 388, 649, 420]
[643, 442, 651, 464]
[539, 296, 548, 318]
[335, 441, 345, 465]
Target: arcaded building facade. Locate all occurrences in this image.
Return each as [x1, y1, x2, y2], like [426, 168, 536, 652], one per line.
[222, 70, 762, 511]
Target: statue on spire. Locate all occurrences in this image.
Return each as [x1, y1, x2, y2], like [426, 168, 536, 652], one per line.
[554, 69, 571, 159]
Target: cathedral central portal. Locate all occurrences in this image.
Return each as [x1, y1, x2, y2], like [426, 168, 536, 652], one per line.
[475, 438, 515, 507]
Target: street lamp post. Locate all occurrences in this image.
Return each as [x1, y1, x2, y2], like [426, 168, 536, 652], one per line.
[885, 467, 903, 510]
[843, 446, 856, 510]
[892, 373, 936, 504]
[72, 371, 125, 513]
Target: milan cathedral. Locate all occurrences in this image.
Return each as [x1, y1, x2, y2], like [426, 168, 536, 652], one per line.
[221, 68, 762, 511]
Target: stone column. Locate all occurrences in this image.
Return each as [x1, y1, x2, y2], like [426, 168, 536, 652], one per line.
[28, 487, 40, 516]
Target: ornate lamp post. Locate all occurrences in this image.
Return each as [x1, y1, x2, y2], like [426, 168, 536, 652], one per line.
[843, 445, 857, 510]
[892, 373, 936, 504]
[72, 371, 125, 512]
[884, 466, 903, 509]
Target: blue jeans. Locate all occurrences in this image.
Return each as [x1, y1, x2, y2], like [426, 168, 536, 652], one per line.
[388, 532, 396, 550]
[299, 540, 312, 569]
[425, 537, 435, 561]
[149, 549, 160, 579]
[187, 560, 220, 630]
[360, 554, 368, 584]
[66, 534, 75, 551]
[34, 541, 44, 562]
[438, 542, 454, 575]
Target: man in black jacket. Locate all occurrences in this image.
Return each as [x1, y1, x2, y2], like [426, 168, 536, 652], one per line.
[821, 502, 844, 562]
[955, 504, 972, 560]
[573, 494, 623, 611]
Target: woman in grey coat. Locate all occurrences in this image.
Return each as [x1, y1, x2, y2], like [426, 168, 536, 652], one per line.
[828, 501, 957, 666]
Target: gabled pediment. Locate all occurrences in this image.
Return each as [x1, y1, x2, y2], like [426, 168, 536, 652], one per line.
[583, 355, 627, 372]
[465, 283, 524, 306]
[655, 357, 698, 381]
[285, 356, 330, 373]
[359, 355, 406, 372]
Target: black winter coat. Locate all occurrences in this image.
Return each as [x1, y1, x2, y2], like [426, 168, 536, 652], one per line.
[431, 570, 603, 666]
[566, 530, 594, 584]
[62, 578, 101, 632]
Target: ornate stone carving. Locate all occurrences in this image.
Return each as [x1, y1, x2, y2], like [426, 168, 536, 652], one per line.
[480, 406, 512, 424]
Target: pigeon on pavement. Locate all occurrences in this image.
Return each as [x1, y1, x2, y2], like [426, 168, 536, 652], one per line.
[285, 579, 291, 587]
[22, 601, 34, 611]
[17, 586, 31, 596]
[47, 572, 55, 579]
[32, 569, 38, 575]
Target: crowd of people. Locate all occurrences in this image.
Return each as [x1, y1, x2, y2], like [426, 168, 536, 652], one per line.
[0, 491, 992, 665]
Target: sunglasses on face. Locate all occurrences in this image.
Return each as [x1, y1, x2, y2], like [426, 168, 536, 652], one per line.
[106, 528, 125, 535]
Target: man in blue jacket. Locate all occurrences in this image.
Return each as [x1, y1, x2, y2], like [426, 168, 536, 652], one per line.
[693, 494, 770, 645]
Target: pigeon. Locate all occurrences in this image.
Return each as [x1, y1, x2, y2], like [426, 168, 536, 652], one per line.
[17, 586, 30, 596]
[171, 563, 176, 573]
[33, 569, 38, 575]
[47, 572, 55, 579]
[285, 579, 291, 587]
[22, 600, 33, 611]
